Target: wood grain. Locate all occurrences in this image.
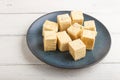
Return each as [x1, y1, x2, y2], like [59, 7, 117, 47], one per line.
[0, 14, 44, 35]
[0, 64, 120, 80]
[0, 13, 120, 35]
[0, 0, 120, 13]
[0, 34, 117, 65]
[0, 0, 119, 79]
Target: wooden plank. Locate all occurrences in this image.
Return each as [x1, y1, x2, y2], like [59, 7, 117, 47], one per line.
[102, 34, 119, 63]
[0, 13, 120, 35]
[91, 12, 120, 34]
[0, 64, 120, 80]
[0, 36, 43, 65]
[0, 0, 120, 13]
[0, 14, 44, 35]
[0, 34, 118, 65]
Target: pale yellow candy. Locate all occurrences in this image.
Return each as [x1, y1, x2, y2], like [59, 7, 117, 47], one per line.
[69, 39, 86, 61]
[81, 29, 96, 50]
[71, 11, 84, 25]
[57, 31, 72, 52]
[57, 14, 71, 31]
[67, 23, 83, 40]
[84, 20, 96, 31]
[44, 31, 57, 51]
[42, 20, 58, 36]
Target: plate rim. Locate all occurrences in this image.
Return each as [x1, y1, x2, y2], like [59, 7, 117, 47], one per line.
[26, 10, 112, 69]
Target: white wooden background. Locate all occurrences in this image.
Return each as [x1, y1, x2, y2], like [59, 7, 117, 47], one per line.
[0, 0, 120, 80]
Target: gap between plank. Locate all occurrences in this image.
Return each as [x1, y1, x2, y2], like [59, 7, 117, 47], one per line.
[0, 62, 120, 66]
[0, 12, 47, 14]
[0, 34, 26, 36]
[0, 11, 118, 14]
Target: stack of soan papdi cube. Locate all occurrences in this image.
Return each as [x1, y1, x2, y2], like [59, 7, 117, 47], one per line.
[43, 20, 58, 51]
[42, 11, 97, 61]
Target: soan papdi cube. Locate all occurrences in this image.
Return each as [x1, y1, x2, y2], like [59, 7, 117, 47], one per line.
[81, 30, 96, 50]
[57, 14, 71, 31]
[57, 31, 72, 52]
[67, 23, 83, 40]
[71, 11, 84, 25]
[84, 20, 96, 31]
[42, 20, 58, 36]
[44, 31, 57, 51]
[68, 39, 86, 61]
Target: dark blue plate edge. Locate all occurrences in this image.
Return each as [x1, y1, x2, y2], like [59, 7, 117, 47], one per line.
[26, 10, 112, 69]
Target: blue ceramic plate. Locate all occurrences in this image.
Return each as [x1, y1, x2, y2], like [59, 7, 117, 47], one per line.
[26, 11, 111, 69]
